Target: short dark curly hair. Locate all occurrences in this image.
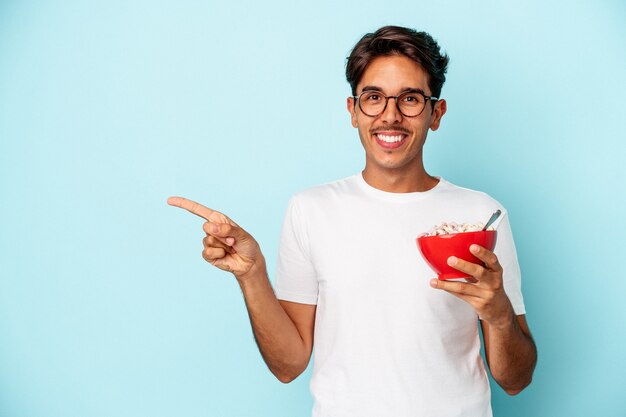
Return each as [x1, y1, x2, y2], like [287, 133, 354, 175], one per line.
[346, 26, 450, 99]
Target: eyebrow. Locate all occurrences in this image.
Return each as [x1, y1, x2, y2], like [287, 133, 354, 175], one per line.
[360, 85, 427, 96]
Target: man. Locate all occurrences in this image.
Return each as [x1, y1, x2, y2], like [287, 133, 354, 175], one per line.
[168, 26, 537, 417]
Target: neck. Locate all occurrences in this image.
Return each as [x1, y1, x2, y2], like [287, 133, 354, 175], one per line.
[361, 165, 439, 193]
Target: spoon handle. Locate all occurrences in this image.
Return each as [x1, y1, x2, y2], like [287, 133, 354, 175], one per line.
[483, 209, 502, 231]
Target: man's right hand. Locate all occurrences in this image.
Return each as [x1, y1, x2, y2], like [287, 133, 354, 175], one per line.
[167, 196, 264, 282]
[168, 196, 314, 383]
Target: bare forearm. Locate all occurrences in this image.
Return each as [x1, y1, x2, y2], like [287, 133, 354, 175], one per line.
[237, 260, 309, 383]
[482, 312, 537, 395]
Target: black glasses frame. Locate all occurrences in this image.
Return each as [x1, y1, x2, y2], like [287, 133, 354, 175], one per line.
[353, 90, 439, 118]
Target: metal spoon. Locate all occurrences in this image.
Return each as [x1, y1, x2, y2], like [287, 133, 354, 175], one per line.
[482, 209, 502, 231]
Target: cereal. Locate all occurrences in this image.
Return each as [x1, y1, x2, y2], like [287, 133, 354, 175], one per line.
[420, 221, 493, 237]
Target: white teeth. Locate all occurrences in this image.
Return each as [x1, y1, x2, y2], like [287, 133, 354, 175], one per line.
[377, 134, 404, 143]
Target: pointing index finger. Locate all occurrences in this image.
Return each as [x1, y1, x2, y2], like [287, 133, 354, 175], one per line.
[167, 196, 216, 221]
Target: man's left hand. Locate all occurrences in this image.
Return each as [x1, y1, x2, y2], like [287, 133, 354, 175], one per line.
[430, 244, 514, 327]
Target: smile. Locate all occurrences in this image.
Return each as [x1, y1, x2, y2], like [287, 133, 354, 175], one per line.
[374, 133, 408, 149]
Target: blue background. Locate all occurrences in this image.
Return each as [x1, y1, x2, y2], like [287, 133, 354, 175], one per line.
[1, 1, 625, 416]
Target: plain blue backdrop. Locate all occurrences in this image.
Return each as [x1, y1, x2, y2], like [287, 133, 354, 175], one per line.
[1, 1, 625, 416]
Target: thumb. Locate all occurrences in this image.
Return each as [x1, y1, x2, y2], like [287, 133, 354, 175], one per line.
[210, 222, 247, 245]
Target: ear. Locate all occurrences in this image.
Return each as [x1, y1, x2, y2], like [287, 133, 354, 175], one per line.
[347, 97, 358, 128]
[429, 99, 447, 131]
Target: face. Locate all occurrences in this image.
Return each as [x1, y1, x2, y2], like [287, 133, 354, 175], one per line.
[347, 55, 447, 177]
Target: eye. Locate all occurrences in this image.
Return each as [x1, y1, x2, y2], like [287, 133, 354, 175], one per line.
[401, 93, 424, 105]
[363, 92, 382, 102]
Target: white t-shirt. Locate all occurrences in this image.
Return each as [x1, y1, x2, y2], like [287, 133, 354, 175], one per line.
[275, 174, 525, 417]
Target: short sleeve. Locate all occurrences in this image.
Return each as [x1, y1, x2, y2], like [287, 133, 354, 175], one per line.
[493, 210, 526, 315]
[274, 196, 319, 305]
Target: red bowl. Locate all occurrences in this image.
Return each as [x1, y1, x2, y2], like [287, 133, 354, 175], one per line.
[416, 230, 497, 280]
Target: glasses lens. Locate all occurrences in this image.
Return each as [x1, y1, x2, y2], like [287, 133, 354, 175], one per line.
[359, 91, 386, 116]
[397, 92, 426, 117]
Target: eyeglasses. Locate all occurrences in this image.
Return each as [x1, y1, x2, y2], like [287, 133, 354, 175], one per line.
[353, 90, 438, 118]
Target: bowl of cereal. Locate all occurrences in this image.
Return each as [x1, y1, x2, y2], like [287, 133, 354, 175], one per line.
[417, 221, 497, 280]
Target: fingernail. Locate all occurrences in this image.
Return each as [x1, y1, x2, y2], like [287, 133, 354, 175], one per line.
[212, 224, 220, 234]
[430, 279, 438, 287]
[226, 237, 235, 246]
[470, 244, 479, 253]
[447, 256, 457, 266]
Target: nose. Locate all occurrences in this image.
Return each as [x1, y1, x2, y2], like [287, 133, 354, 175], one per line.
[380, 97, 402, 123]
